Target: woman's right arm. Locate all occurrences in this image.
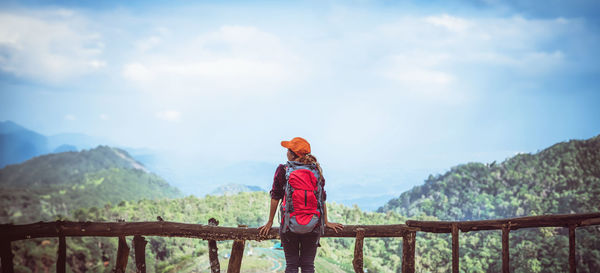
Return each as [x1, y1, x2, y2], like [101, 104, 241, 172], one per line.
[259, 198, 280, 236]
[267, 198, 280, 223]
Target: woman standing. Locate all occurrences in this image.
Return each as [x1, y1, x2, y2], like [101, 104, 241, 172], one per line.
[259, 137, 343, 273]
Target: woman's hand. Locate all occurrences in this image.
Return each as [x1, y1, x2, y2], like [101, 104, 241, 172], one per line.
[325, 221, 344, 233]
[258, 221, 273, 236]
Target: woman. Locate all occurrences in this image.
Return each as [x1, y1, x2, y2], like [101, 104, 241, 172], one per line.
[258, 137, 343, 273]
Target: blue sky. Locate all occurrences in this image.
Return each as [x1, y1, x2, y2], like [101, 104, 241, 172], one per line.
[1, 0, 599, 207]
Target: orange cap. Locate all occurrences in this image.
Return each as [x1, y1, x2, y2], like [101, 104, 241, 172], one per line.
[281, 137, 311, 156]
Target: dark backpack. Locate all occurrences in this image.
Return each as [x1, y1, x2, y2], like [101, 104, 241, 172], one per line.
[280, 161, 325, 235]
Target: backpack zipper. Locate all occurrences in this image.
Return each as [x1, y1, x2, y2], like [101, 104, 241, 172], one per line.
[304, 190, 307, 206]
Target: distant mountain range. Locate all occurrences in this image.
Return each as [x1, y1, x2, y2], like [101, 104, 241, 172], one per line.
[210, 183, 265, 196]
[0, 145, 181, 224]
[0, 120, 277, 201]
[0, 121, 48, 168]
[0, 121, 113, 168]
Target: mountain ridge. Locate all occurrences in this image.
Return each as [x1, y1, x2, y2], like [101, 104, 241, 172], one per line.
[0, 121, 48, 168]
[0, 145, 181, 224]
[378, 134, 600, 220]
[0, 120, 113, 168]
[210, 183, 265, 196]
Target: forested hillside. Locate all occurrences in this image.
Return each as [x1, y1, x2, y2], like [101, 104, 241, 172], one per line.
[0, 146, 181, 224]
[379, 135, 600, 272]
[379, 135, 600, 219]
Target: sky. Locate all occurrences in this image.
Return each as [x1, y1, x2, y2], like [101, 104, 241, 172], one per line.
[1, 0, 599, 208]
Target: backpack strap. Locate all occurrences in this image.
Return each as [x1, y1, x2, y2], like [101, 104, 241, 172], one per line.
[281, 162, 294, 234]
[284, 162, 296, 214]
[317, 179, 325, 235]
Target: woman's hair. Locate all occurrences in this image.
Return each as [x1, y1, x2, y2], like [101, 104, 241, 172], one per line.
[292, 150, 324, 182]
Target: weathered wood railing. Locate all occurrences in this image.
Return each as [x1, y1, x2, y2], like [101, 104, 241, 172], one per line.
[1, 212, 599, 273]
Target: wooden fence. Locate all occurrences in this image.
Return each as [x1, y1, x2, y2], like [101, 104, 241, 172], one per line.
[1, 212, 599, 273]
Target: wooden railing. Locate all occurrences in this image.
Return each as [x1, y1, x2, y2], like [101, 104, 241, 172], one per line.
[1, 212, 599, 273]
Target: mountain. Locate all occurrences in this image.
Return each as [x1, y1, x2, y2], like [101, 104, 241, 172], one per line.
[378, 135, 600, 219]
[378, 135, 600, 272]
[0, 120, 28, 134]
[210, 183, 265, 195]
[53, 144, 78, 153]
[0, 121, 113, 168]
[0, 121, 48, 168]
[0, 145, 182, 224]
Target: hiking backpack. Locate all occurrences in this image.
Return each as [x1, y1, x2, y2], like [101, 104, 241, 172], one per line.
[280, 161, 325, 235]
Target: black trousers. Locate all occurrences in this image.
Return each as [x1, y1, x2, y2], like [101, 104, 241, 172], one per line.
[280, 229, 321, 273]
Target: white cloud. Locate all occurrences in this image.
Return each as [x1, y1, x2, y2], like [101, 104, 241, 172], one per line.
[0, 10, 105, 83]
[156, 110, 182, 122]
[376, 52, 456, 99]
[123, 59, 286, 88]
[135, 36, 161, 52]
[375, 15, 574, 65]
[384, 67, 454, 85]
[64, 114, 76, 121]
[112, 11, 585, 160]
[122, 25, 303, 94]
[368, 14, 575, 101]
[122, 63, 152, 84]
[89, 60, 107, 69]
[425, 14, 471, 32]
[99, 114, 109, 120]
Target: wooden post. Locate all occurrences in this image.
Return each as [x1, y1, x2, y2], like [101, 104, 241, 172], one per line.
[208, 218, 221, 273]
[502, 223, 510, 273]
[227, 225, 247, 273]
[352, 228, 365, 273]
[402, 231, 416, 273]
[569, 224, 576, 273]
[451, 223, 459, 273]
[133, 235, 147, 273]
[0, 239, 14, 273]
[115, 236, 130, 273]
[57, 236, 66, 273]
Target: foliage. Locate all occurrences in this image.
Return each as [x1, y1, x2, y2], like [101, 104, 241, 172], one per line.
[0, 146, 181, 224]
[379, 135, 600, 272]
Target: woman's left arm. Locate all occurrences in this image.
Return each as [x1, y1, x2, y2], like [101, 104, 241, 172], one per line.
[323, 202, 343, 233]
